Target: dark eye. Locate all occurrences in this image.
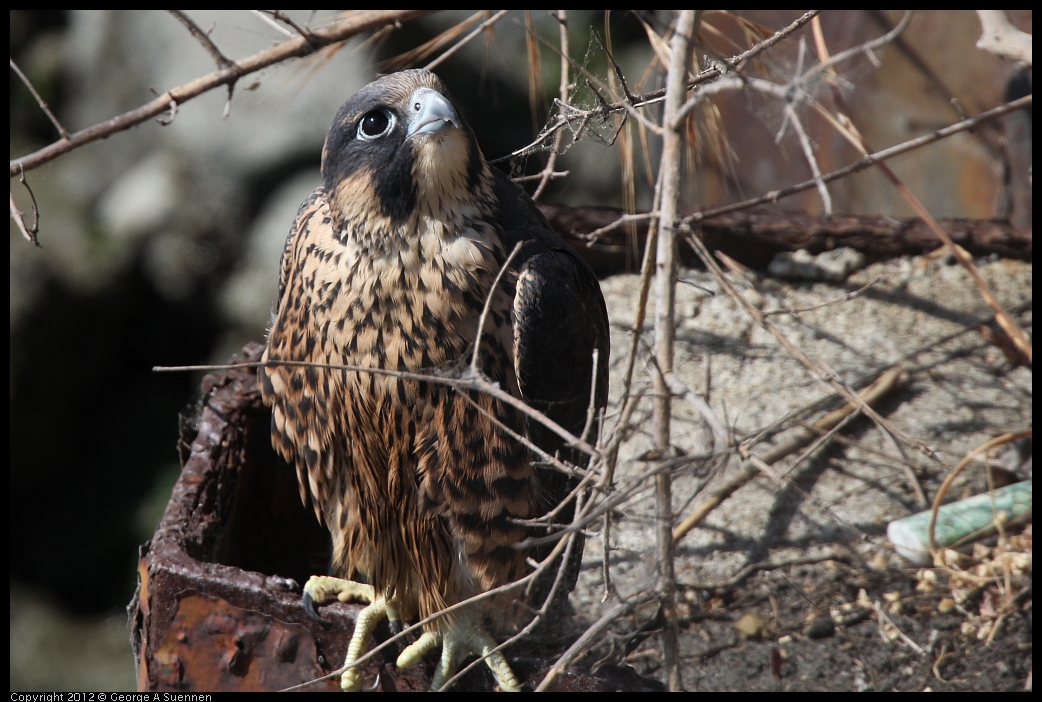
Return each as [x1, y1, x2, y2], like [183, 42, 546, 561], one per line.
[358, 110, 394, 140]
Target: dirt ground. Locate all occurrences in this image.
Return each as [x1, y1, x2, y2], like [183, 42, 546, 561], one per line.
[604, 543, 1032, 691]
[556, 253, 1033, 693]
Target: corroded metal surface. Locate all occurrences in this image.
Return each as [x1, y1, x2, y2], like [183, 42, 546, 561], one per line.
[129, 343, 426, 692]
[128, 343, 659, 692]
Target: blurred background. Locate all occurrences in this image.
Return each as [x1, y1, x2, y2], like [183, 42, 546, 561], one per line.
[10, 10, 1030, 690]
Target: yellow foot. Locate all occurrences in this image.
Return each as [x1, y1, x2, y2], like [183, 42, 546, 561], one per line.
[396, 618, 521, 692]
[302, 576, 401, 692]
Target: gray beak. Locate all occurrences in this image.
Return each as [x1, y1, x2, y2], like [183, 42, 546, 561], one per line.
[405, 87, 460, 137]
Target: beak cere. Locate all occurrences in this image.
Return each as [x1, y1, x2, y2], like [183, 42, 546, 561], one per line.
[406, 88, 460, 138]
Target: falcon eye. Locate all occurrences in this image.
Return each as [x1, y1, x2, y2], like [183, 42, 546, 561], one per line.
[357, 110, 394, 140]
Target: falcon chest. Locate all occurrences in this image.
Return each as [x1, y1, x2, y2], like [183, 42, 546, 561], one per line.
[288, 203, 520, 453]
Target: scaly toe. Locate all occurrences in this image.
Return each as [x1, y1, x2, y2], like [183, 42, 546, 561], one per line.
[397, 621, 520, 692]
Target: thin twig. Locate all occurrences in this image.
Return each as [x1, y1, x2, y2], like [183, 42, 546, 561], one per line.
[700, 94, 1030, 224]
[567, 94, 1031, 242]
[685, 226, 941, 462]
[873, 600, 926, 656]
[262, 10, 321, 46]
[763, 276, 882, 317]
[785, 103, 833, 214]
[506, 10, 822, 164]
[10, 164, 40, 246]
[460, 392, 587, 483]
[535, 590, 659, 691]
[532, 10, 570, 201]
[471, 241, 526, 373]
[156, 357, 599, 459]
[810, 17, 1032, 365]
[10, 58, 70, 140]
[667, 371, 729, 451]
[513, 170, 569, 183]
[378, 11, 485, 71]
[800, 11, 913, 85]
[168, 11, 232, 68]
[525, 22, 665, 137]
[593, 28, 639, 103]
[599, 389, 644, 601]
[168, 10, 237, 118]
[926, 430, 1032, 554]
[672, 365, 907, 544]
[425, 10, 510, 71]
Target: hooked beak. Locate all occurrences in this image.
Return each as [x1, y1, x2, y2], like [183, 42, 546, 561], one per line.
[405, 87, 460, 138]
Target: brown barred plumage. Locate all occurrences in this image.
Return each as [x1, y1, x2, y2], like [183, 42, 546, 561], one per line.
[260, 69, 608, 690]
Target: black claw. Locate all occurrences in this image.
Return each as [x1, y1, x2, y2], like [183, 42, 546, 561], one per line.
[387, 618, 403, 636]
[303, 591, 334, 629]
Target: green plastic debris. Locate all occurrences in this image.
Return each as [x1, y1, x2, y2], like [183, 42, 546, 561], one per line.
[887, 480, 1032, 565]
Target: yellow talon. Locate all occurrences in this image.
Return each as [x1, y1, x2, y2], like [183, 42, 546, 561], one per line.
[303, 577, 518, 691]
[397, 618, 520, 692]
[302, 576, 388, 692]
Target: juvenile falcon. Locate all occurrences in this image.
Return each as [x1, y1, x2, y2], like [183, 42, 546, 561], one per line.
[261, 69, 609, 691]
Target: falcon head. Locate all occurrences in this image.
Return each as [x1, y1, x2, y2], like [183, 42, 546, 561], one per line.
[321, 69, 492, 229]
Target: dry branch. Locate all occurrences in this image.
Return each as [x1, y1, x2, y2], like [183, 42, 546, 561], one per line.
[651, 10, 698, 691]
[975, 10, 1033, 65]
[672, 365, 907, 545]
[807, 17, 1032, 365]
[539, 205, 1032, 276]
[9, 10, 432, 177]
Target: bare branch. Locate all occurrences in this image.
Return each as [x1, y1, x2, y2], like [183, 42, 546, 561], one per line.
[660, 370, 729, 451]
[975, 11, 1032, 65]
[531, 9, 570, 201]
[808, 22, 1032, 365]
[763, 275, 882, 317]
[650, 10, 699, 691]
[672, 365, 907, 545]
[250, 10, 295, 38]
[535, 590, 659, 691]
[155, 357, 600, 459]
[10, 58, 70, 140]
[378, 11, 485, 71]
[425, 10, 510, 71]
[471, 241, 526, 373]
[682, 94, 1032, 224]
[260, 10, 321, 46]
[506, 12, 821, 164]
[528, 21, 665, 137]
[168, 10, 232, 68]
[785, 103, 833, 214]
[10, 10, 433, 177]
[800, 11, 913, 84]
[10, 164, 41, 246]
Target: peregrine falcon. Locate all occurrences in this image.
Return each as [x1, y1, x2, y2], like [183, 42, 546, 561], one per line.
[260, 69, 609, 691]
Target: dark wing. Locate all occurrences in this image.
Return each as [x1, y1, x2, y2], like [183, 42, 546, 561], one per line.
[492, 169, 610, 605]
[493, 169, 610, 461]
